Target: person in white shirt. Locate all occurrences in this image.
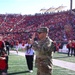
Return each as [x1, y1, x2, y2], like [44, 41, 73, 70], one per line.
[24, 38, 34, 73]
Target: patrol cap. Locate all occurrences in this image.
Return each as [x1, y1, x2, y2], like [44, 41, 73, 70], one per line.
[37, 27, 49, 33]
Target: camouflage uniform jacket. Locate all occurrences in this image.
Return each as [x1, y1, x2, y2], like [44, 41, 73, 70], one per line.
[32, 36, 54, 73]
[33, 36, 54, 56]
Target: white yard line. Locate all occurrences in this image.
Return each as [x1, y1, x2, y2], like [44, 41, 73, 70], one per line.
[53, 59, 75, 71]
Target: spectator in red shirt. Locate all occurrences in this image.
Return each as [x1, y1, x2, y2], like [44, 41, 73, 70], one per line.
[66, 40, 72, 56]
[71, 40, 75, 56]
[0, 35, 8, 75]
[15, 40, 19, 54]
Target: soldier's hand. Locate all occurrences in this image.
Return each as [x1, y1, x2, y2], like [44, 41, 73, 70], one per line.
[32, 33, 36, 40]
[31, 33, 36, 44]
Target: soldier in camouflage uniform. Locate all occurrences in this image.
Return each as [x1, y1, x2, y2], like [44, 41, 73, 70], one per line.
[32, 27, 54, 75]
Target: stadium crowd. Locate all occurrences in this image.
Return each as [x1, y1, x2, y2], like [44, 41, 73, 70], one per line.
[0, 10, 75, 46]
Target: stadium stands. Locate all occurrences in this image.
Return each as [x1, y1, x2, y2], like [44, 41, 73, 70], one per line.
[0, 10, 75, 45]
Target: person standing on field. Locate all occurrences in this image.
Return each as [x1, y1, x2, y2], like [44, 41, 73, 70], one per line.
[31, 27, 54, 75]
[24, 38, 34, 73]
[0, 35, 8, 75]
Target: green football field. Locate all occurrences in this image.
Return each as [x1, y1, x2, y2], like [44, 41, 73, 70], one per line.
[8, 52, 75, 75]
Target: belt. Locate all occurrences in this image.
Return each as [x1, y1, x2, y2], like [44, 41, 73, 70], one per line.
[37, 55, 50, 59]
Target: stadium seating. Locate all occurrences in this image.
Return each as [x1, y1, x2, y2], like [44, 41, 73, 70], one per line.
[0, 10, 75, 45]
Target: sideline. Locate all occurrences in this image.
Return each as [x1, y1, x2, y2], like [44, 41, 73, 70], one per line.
[53, 59, 75, 71]
[10, 50, 75, 71]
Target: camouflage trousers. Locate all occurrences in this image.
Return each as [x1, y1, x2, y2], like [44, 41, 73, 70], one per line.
[37, 69, 52, 75]
[36, 57, 52, 75]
